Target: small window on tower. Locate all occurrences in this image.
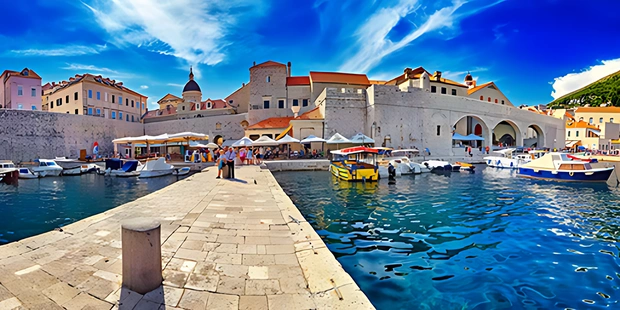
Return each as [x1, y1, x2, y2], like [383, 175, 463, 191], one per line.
[431, 86, 436, 93]
[266, 76, 271, 83]
[436, 125, 441, 136]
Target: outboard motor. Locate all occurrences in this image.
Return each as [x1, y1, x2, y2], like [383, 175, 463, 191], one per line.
[388, 163, 396, 184]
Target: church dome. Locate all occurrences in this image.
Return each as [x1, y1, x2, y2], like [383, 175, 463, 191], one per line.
[183, 80, 201, 92]
[464, 73, 473, 82]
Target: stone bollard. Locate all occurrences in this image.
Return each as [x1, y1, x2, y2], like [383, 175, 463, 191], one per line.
[121, 219, 162, 294]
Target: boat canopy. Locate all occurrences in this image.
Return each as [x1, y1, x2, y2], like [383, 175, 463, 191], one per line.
[326, 133, 352, 144]
[349, 133, 375, 144]
[105, 158, 123, 170]
[143, 158, 173, 171]
[331, 146, 379, 155]
[392, 149, 419, 154]
[121, 160, 139, 172]
[252, 136, 279, 146]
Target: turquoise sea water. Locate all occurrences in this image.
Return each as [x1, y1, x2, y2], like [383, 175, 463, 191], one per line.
[274, 167, 620, 310]
[0, 174, 179, 245]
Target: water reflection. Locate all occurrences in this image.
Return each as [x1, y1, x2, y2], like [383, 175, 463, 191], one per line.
[0, 173, 181, 244]
[275, 168, 620, 310]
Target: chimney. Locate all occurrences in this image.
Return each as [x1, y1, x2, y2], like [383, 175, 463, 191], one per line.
[287, 62, 291, 77]
[52, 82, 56, 87]
[117, 82, 123, 86]
[253, 61, 256, 66]
[69, 77, 75, 82]
[242, 82, 245, 87]
[434, 71, 442, 80]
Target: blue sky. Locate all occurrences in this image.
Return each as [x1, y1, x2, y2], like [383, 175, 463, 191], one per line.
[1, 0, 619, 109]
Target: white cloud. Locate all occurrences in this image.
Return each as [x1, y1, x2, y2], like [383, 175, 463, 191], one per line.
[340, 0, 505, 73]
[551, 58, 620, 99]
[82, 0, 264, 68]
[9, 44, 107, 57]
[60, 63, 135, 79]
[140, 85, 149, 89]
[442, 67, 488, 80]
[167, 83, 184, 88]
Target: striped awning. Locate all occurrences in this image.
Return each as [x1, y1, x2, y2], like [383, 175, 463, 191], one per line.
[565, 140, 581, 148]
[275, 124, 293, 140]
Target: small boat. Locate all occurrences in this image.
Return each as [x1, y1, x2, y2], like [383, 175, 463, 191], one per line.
[138, 158, 174, 178]
[107, 160, 141, 177]
[451, 163, 462, 172]
[517, 152, 614, 182]
[0, 161, 19, 184]
[421, 160, 452, 172]
[173, 167, 191, 176]
[32, 159, 63, 177]
[18, 167, 39, 179]
[456, 162, 475, 172]
[330, 146, 379, 182]
[62, 165, 83, 175]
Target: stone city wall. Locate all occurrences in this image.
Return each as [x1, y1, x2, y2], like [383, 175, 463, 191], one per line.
[321, 88, 368, 138]
[0, 109, 143, 162]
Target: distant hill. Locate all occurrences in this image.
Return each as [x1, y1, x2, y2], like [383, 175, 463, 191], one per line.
[548, 70, 620, 108]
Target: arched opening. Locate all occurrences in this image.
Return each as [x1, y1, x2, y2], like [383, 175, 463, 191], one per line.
[492, 120, 521, 147]
[524, 124, 544, 148]
[453, 115, 489, 148]
[213, 135, 223, 146]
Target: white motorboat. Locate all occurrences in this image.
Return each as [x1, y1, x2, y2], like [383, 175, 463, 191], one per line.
[107, 160, 142, 177]
[421, 160, 452, 171]
[378, 165, 402, 179]
[138, 158, 174, 178]
[32, 159, 63, 177]
[18, 167, 39, 179]
[172, 167, 191, 176]
[484, 149, 547, 169]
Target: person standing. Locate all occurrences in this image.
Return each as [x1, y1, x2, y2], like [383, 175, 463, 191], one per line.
[226, 147, 236, 179]
[216, 149, 225, 179]
[247, 147, 254, 165]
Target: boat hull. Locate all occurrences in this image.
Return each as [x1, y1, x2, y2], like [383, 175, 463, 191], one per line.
[33, 168, 62, 177]
[172, 167, 191, 176]
[484, 157, 525, 169]
[330, 163, 378, 182]
[62, 167, 83, 176]
[139, 169, 173, 178]
[517, 167, 614, 182]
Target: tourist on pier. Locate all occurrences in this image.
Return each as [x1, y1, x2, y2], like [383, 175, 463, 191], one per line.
[247, 147, 254, 165]
[239, 147, 246, 166]
[258, 146, 265, 163]
[216, 149, 225, 179]
[226, 147, 236, 179]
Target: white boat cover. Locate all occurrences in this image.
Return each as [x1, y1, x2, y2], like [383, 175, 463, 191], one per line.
[252, 136, 279, 146]
[392, 149, 419, 154]
[142, 158, 173, 171]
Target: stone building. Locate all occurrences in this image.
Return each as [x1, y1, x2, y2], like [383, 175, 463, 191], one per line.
[0, 68, 42, 110]
[42, 74, 146, 123]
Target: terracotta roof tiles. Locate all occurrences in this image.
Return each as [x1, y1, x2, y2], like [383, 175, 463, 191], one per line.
[286, 76, 310, 86]
[309, 71, 370, 86]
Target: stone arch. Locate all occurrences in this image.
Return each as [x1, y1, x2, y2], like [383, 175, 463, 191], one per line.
[452, 114, 490, 147]
[524, 124, 545, 148]
[492, 120, 521, 147]
[213, 135, 223, 146]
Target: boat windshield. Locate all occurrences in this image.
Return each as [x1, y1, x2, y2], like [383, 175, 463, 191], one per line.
[47, 162, 57, 166]
[19, 168, 28, 173]
[39, 162, 47, 167]
[584, 163, 592, 170]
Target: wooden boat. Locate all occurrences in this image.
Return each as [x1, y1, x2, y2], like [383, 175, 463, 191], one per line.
[330, 146, 379, 182]
[456, 161, 475, 172]
[517, 152, 614, 182]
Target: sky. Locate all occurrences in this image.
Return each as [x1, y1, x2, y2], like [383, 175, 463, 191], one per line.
[1, 0, 619, 109]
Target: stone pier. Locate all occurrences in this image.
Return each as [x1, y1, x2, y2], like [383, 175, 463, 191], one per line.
[0, 166, 373, 309]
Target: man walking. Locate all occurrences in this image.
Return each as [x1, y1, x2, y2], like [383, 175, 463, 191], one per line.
[226, 147, 236, 179]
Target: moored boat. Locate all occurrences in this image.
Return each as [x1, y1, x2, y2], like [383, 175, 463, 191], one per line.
[330, 146, 379, 182]
[173, 167, 191, 176]
[456, 161, 475, 172]
[517, 152, 614, 182]
[421, 160, 452, 172]
[107, 160, 142, 177]
[18, 167, 39, 179]
[32, 159, 63, 177]
[138, 158, 174, 178]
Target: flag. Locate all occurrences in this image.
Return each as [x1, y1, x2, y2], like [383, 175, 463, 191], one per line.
[93, 142, 99, 155]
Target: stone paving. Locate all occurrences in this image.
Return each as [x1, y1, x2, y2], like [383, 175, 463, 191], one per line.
[0, 166, 374, 310]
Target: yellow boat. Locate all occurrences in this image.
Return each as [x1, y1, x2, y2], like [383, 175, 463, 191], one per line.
[329, 146, 380, 182]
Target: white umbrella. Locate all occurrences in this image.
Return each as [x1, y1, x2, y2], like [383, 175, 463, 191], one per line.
[349, 133, 374, 144]
[232, 137, 253, 147]
[300, 135, 327, 143]
[326, 133, 352, 144]
[190, 142, 220, 149]
[277, 134, 300, 144]
[252, 136, 279, 146]
[222, 139, 238, 147]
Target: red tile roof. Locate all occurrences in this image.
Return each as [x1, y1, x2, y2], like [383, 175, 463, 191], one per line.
[142, 106, 177, 119]
[309, 72, 370, 86]
[286, 76, 310, 86]
[250, 60, 286, 69]
[247, 117, 294, 130]
[467, 82, 494, 95]
[1, 68, 42, 80]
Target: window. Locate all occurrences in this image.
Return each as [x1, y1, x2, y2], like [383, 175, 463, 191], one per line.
[488, 97, 491, 102]
[579, 117, 583, 121]
[111, 111, 116, 119]
[126, 98, 129, 106]
[95, 92, 100, 100]
[96, 108, 101, 115]
[74, 92, 78, 100]
[436, 125, 441, 136]
[105, 93, 108, 102]
[431, 86, 437, 93]
[66, 95, 69, 104]
[501, 100, 505, 105]
[266, 76, 271, 83]
[31, 88, 36, 97]
[119, 96, 123, 105]
[119, 112, 123, 120]
[17, 104, 23, 110]
[589, 117, 593, 124]
[480, 95, 484, 100]
[278, 99, 285, 109]
[75, 109, 78, 114]
[88, 90, 92, 98]
[495, 99, 498, 103]
[51, 101, 54, 109]
[292, 99, 299, 107]
[302, 99, 309, 107]
[182, 106, 185, 111]
[88, 108, 93, 115]
[131, 100, 134, 108]
[31, 105, 36, 110]
[132, 115, 134, 122]
[263, 100, 270, 109]
[216, 122, 222, 130]
[112, 95, 115, 103]
[17, 86, 23, 96]
[451, 89, 457, 96]
[441, 87, 447, 94]
[576, 131, 579, 137]
[57, 98, 62, 106]
[568, 131, 571, 137]
[611, 118, 614, 122]
[600, 117, 604, 123]
[126, 114, 129, 121]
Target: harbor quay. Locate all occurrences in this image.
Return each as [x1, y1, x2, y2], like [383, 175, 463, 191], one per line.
[0, 166, 373, 309]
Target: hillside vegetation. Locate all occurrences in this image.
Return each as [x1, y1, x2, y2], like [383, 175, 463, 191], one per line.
[548, 70, 620, 108]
